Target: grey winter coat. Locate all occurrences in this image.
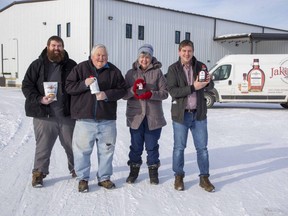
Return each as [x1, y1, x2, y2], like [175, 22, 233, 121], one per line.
[123, 57, 168, 130]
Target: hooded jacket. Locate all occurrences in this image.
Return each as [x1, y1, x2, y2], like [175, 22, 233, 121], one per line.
[65, 60, 127, 120]
[166, 56, 214, 123]
[123, 57, 168, 130]
[22, 48, 77, 118]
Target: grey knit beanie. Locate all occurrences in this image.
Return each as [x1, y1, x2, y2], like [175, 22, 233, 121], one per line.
[138, 44, 153, 57]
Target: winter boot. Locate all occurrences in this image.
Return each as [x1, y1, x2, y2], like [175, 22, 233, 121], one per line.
[199, 176, 215, 192]
[32, 171, 44, 188]
[148, 165, 159, 185]
[98, 180, 116, 189]
[174, 175, 184, 191]
[126, 164, 140, 184]
[78, 180, 89, 192]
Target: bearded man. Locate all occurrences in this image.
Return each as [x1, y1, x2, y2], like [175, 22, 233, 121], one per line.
[22, 36, 77, 187]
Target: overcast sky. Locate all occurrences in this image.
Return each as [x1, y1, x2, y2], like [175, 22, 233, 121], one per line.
[1, 0, 288, 30]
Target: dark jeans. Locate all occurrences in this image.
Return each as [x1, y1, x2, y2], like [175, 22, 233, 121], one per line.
[128, 117, 161, 167]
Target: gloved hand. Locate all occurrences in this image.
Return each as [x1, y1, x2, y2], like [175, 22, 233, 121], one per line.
[133, 78, 145, 94]
[136, 91, 152, 100]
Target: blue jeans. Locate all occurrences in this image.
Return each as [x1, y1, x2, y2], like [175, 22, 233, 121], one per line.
[72, 119, 116, 182]
[128, 117, 161, 167]
[172, 111, 209, 177]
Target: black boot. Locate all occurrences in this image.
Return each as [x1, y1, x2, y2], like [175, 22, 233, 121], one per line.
[148, 164, 159, 185]
[126, 164, 140, 184]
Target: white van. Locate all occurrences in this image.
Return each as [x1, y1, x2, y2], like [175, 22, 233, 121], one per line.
[205, 54, 288, 108]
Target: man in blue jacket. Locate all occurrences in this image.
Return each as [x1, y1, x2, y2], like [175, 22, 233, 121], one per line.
[22, 36, 77, 188]
[166, 40, 215, 192]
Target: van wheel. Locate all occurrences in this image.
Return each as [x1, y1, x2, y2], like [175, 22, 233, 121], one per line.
[280, 103, 288, 109]
[204, 93, 215, 108]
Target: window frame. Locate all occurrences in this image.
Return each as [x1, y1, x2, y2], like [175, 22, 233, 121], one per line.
[126, 24, 132, 39]
[138, 25, 144, 40]
[175, 31, 181, 44]
[66, 22, 71, 37]
[185, 32, 190, 40]
[57, 24, 61, 37]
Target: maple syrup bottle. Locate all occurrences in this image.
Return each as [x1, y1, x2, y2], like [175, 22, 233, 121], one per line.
[241, 73, 248, 93]
[247, 59, 265, 92]
[199, 65, 207, 82]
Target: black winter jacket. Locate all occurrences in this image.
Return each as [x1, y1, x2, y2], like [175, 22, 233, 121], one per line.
[65, 60, 127, 120]
[22, 48, 77, 118]
[166, 56, 214, 123]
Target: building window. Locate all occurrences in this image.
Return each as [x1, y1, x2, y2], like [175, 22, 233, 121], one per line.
[138, 25, 144, 40]
[175, 31, 180, 44]
[66, 22, 71, 37]
[185, 32, 190, 40]
[126, 24, 132, 39]
[57, 24, 61, 37]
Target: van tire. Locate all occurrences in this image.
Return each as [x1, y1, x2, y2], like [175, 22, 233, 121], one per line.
[204, 92, 215, 108]
[280, 103, 288, 109]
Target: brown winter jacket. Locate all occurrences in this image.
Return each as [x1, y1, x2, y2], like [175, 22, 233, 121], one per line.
[123, 57, 168, 130]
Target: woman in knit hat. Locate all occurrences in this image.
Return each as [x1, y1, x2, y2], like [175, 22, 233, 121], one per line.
[123, 44, 168, 185]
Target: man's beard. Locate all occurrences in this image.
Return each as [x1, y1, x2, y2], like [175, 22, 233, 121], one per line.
[47, 49, 65, 63]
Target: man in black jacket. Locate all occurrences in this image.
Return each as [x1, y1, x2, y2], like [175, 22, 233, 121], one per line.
[22, 36, 77, 188]
[66, 44, 126, 193]
[166, 40, 215, 192]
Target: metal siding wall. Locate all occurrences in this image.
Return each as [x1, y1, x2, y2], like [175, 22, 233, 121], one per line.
[93, 0, 288, 73]
[93, 0, 216, 74]
[257, 41, 288, 54]
[1, 0, 288, 85]
[59, 0, 90, 63]
[0, 0, 90, 85]
[216, 20, 263, 35]
[264, 29, 288, 33]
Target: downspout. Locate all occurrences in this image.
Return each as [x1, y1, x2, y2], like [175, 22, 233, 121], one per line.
[1, 44, 3, 76]
[213, 18, 217, 39]
[90, 0, 94, 53]
[250, 40, 254, 54]
[249, 35, 254, 54]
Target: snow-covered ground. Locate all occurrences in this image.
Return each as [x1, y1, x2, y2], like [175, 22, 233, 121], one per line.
[0, 87, 287, 216]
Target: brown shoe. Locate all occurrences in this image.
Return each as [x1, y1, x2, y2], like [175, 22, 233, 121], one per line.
[199, 176, 215, 192]
[78, 180, 89, 193]
[71, 170, 77, 178]
[98, 180, 116, 189]
[174, 175, 184, 191]
[32, 171, 44, 188]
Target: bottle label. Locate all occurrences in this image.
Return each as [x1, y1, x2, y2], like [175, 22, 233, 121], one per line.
[250, 71, 262, 86]
[199, 71, 206, 82]
[90, 77, 100, 94]
[241, 81, 248, 93]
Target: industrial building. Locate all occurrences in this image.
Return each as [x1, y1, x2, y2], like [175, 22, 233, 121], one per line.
[1, 0, 288, 86]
